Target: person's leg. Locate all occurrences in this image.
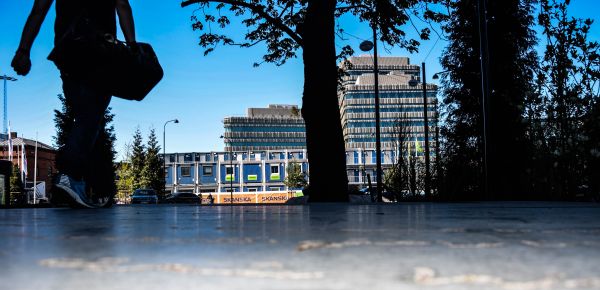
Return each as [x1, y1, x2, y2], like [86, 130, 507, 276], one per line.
[55, 75, 112, 208]
[60, 76, 111, 179]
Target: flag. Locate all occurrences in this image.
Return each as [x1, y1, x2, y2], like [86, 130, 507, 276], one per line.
[21, 143, 27, 178]
[7, 122, 12, 161]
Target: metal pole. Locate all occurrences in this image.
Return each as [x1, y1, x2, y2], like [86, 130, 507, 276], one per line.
[33, 133, 38, 205]
[372, 24, 383, 203]
[435, 100, 441, 195]
[229, 147, 233, 205]
[163, 119, 178, 196]
[422, 62, 431, 199]
[477, 0, 490, 199]
[3, 76, 7, 135]
[163, 122, 167, 195]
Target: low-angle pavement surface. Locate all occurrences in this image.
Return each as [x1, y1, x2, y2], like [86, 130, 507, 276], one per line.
[2, 202, 600, 290]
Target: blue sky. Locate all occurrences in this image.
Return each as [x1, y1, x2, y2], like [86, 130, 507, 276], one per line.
[0, 0, 597, 160]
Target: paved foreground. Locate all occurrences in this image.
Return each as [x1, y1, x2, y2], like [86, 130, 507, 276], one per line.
[1, 202, 600, 290]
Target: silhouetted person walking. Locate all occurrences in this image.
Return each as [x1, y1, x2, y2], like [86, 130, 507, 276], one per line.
[12, 0, 137, 208]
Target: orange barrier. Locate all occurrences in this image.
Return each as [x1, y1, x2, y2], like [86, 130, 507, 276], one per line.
[199, 191, 298, 204]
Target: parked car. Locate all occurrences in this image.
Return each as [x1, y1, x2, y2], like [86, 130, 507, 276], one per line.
[130, 189, 158, 204]
[162, 192, 201, 204]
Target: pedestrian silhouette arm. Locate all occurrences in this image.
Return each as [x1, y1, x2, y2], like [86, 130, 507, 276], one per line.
[116, 0, 136, 43]
[12, 0, 54, 76]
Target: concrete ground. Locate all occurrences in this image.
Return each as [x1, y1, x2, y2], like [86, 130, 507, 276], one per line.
[1, 202, 600, 290]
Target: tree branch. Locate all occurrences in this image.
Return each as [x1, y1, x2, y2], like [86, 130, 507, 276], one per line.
[181, 0, 303, 47]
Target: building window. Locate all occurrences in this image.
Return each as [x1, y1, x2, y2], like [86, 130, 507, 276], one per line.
[271, 166, 279, 174]
[203, 166, 213, 176]
[181, 166, 191, 177]
[169, 154, 175, 162]
[226, 167, 234, 175]
[184, 154, 193, 162]
[195, 153, 201, 162]
[270, 187, 281, 191]
[248, 188, 258, 192]
[205, 153, 211, 162]
[164, 169, 169, 178]
[354, 152, 359, 164]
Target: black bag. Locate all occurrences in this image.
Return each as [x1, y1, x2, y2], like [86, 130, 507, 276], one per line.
[48, 12, 163, 101]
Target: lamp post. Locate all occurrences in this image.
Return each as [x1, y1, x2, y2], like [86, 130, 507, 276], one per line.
[163, 119, 179, 195]
[477, 0, 491, 200]
[421, 63, 431, 199]
[359, 26, 383, 202]
[0, 75, 17, 135]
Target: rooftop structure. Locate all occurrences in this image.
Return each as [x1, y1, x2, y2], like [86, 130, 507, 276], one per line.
[223, 104, 306, 151]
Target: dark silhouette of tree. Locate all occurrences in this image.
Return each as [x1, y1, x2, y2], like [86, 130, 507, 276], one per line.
[439, 0, 537, 200]
[181, 0, 442, 201]
[86, 108, 117, 204]
[53, 94, 117, 205]
[536, 0, 600, 199]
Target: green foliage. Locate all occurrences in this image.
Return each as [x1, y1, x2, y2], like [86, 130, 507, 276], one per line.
[118, 129, 164, 199]
[141, 129, 163, 196]
[116, 158, 134, 201]
[130, 128, 146, 190]
[284, 163, 307, 189]
[10, 164, 25, 206]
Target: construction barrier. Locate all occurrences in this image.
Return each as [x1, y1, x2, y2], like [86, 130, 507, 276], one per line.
[199, 191, 303, 204]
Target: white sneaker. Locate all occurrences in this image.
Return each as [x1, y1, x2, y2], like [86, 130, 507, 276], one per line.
[54, 174, 97, 209]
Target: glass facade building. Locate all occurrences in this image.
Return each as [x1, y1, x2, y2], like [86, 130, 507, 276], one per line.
[223, 104, 306, 151]
[339, 56, 438, 152]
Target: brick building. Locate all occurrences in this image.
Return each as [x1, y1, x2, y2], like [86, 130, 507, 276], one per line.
[0, 133, 57, 199]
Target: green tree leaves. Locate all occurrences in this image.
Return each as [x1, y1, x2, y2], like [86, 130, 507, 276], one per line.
[118, 128, 164, 199]
[284, 162, 307, 189]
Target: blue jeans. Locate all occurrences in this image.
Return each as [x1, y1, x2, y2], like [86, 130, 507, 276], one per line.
[59, 75, 111, 179]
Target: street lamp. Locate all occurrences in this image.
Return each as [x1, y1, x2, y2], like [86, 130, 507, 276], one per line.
[0, 75, 17, 135]
[220, 135, 234, 205]
[359, 35, 383, 202]
[163, 119, 179, 195]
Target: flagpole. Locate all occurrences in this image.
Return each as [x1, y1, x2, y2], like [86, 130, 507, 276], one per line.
[33, 133, 38, 205]
[8, 121, 12, 162]
[19, 139, 22, 182]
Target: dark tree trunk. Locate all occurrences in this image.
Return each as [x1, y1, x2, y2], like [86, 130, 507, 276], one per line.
[301, 0, 348, 202]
